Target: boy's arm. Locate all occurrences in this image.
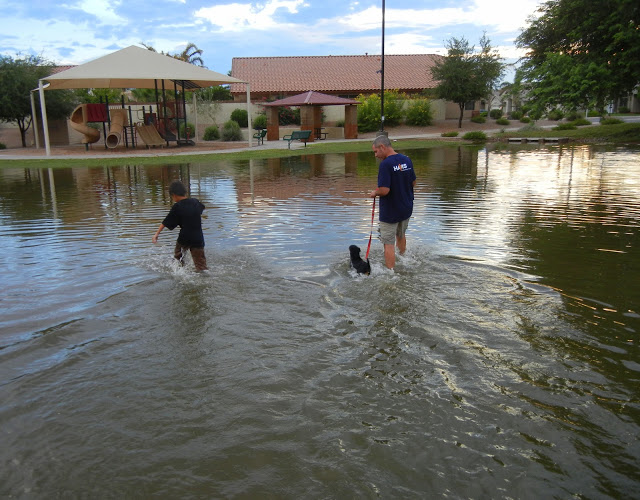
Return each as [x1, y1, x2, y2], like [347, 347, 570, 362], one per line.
[152, 224, 166, 244]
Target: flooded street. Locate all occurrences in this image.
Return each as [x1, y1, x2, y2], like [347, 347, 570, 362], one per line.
[1, 144, 638, 498]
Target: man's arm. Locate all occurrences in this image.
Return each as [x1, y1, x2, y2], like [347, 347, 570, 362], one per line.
[370, 186, 390, 198]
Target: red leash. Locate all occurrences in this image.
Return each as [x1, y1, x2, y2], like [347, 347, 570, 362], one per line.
[365, 197, 376, 260]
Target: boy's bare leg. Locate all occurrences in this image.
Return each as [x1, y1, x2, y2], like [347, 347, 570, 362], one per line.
[190, 247, 208, 271]
[174, 242, 185, 265]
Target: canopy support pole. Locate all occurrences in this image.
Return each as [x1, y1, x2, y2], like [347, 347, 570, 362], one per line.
[30, 89, 40, 149]
[38, 80, 51, 156]
[193, 92, 198, 144]
[246, 83, 252, 147]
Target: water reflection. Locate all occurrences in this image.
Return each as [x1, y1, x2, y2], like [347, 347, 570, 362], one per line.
[0, 144, 638, 497]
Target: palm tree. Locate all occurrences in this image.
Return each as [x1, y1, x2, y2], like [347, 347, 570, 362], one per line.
[175, 43, 204, 67]
[140, 42, 204, 66]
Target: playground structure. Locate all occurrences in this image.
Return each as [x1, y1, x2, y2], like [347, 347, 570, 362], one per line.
[68, 88, 195, 151]
[105, 108, 128, 149]
[69, 104, 103, 148]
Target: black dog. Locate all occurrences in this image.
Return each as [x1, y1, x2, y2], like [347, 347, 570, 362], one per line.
[349, 245, 371, 275]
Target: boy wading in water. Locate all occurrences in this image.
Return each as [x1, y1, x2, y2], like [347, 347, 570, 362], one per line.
[152, 180, 208, 271]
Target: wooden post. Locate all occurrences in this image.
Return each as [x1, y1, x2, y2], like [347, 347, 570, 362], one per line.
[266, 107, 280, 141]
[344, 105, 358, 139]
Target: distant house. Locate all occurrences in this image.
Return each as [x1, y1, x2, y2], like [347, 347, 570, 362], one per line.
[229, 54, 443, 101]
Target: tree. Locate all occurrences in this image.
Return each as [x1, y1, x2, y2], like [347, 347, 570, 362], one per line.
[196, 86, 232, 101]
[175, 43, 204, 66]
[0, 54, 75, 147]
[142, 42, 204, 66]
[74, 88, 124, 104]
[431, 35, 504, 128]
[516, 0, 640, 114]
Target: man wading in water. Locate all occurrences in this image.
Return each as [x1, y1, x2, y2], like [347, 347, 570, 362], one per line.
[370, 135, 416, 269]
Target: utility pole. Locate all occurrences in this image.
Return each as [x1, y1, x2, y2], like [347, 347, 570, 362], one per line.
[380, 0, 385, 134]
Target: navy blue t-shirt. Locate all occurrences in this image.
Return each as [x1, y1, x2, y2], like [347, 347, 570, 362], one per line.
[162, 197, 205, 247]
[378, 153, 416, 223]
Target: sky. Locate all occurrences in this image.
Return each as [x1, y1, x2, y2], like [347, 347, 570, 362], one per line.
[0, 0, 544, 81]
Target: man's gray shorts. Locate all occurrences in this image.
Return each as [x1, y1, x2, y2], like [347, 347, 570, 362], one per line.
[379, 218, 410, 245]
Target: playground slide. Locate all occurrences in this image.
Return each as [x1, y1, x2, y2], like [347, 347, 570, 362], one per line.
[69, 105, 100, 145]
[105, 109, 128, 149]
[135, 124, 165, 148]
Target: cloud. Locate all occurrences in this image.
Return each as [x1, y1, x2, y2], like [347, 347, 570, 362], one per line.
[194, 0, 306, 31]
[63, 0, 124, 24]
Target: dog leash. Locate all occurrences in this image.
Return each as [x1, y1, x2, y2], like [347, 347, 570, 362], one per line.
[365, 197, 376, 260]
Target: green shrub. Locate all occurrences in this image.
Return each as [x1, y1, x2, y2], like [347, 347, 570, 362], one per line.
[221, 120, 243, 141]
[441, 131, 459, 137]
[547, 109, 564, 120]
[552, 123, 577, 131]
[278, 106, 300, 125]
[489, 109, 503, 119]
[569, 118, 592, 126]
[587, 109, 602, 117]
[509, 110, 522, 120]
[203, 125, 220, 141]
[252, 114, 267, 129]
[519, 116, 531, 123]
[618, 106, 630, 114]
[356, 90, 405, 132]
[519, 122, 542, 132]
[230, 108, 248, 127]
[336, 119, 345, 127]
[496, 117, 510, 125]
[405, 99, 433, 126]
[529, 109, 544, 120]
[463, 131, 487, 142]
[179, 122, 195, 138]
[564, 110, 583, 121]
[600, 117, 624, 125]
[0, 142, 6, 149]
[471, 115, 486, 123]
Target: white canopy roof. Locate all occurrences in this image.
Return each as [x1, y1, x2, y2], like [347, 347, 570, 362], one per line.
[43, 45, 245, 90]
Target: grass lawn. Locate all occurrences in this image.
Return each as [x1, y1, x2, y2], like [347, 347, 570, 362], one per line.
[2, 123, 639, 169]
[495, 122, 640, 143]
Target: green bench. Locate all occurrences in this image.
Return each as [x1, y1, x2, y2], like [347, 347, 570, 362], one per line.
[283, 130, 312, 149]
[252, 128, 267, 145]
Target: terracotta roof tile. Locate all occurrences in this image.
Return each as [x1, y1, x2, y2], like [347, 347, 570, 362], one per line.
[51, 65, 76, 74]
[230, 54, 442, 96]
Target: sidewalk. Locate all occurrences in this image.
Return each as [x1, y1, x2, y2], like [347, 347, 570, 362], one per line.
[0, 119, 558, 161]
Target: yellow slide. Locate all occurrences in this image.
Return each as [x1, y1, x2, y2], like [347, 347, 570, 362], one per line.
[69, 105, 100, 145]
[135, 124, 166, 148]
[105, 109, 128, 149]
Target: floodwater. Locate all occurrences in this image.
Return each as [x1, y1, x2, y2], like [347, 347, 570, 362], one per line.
[1, 144, 638, 498]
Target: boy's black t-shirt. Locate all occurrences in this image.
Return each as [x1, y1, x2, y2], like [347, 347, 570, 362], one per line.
[162, 197, 205, 247]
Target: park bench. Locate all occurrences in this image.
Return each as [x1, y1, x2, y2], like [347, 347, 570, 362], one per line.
[253, 128, 267, 145]
[283, 130, 312, 149]
[314, 127, 328, 140]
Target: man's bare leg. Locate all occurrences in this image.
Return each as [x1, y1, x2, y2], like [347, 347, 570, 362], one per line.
[384, 243, 396, 269]
[396, 235, 407, 255]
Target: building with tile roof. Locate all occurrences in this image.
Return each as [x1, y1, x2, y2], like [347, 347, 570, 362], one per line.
[230, 54, 443, 101]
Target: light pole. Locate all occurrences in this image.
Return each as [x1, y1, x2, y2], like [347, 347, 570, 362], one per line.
[380, 0, 385, 134]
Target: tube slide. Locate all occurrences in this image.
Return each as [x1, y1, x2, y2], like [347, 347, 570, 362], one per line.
[69, 105, 100, 145]
[105, 109, 128, 149]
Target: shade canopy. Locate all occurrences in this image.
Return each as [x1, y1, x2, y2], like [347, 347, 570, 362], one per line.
[263, 91, 359, 107]
[43, 45, 245, 90]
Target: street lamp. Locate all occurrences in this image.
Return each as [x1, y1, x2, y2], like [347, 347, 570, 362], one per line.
[380, 0, 385, 134]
